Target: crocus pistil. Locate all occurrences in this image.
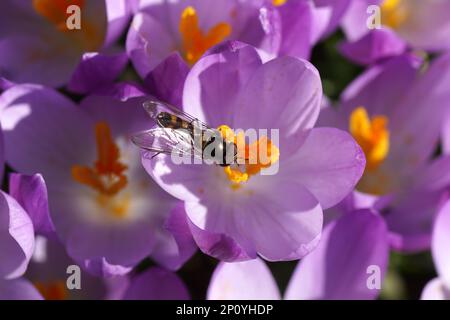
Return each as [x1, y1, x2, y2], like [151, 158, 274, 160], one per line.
[179, 6, 231, 65]
[34, 281, 68, 300]
[381, 0, 409, 29]
[218, 125, 280, 190]
[72, 122, 130, 218]
[350, 107, 390, 172]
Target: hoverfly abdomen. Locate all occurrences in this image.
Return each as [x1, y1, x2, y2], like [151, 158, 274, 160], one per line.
[156, 112, 194, 131]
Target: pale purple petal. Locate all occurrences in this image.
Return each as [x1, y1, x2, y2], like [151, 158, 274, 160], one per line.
[207, 259, 280, 300]
[126, 12, 177, 78]
[232, 56, 322, 137]
[78, 257, 133, 278]
[420, 278, 450, 300]
[339, 29, 407, 65]
[123, 267, 190, 300]
[432, 200, 450, 286]
[183, 41, 263, 127]
[395, 0, 450, 51]
[151, 203, 197, 271]
[285, 210, 388, 300]
[382, 189, 441, 252]
[0, 191, 35, 279]
[68, 52, 129, 95]
[103, 0, 133, 48]
[0, 278, 43, 300]
[186, 180, 323, 262]
[0, 84, 94, 181]
[281, 127, 365, 209]
[144, 52, 189, 107]
[277, 0, 314, 59]
[311, 0, 351, 41]
[9, 173, 55, 238]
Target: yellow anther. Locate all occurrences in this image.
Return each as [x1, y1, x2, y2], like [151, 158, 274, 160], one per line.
[350, 107, 390, 171]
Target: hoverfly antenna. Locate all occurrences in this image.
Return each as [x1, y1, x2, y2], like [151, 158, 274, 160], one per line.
[143, 100, 159, 118]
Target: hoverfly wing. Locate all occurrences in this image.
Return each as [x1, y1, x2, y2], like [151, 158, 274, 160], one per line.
[131, 127, 204, 161]
[143, 100, 211, 131]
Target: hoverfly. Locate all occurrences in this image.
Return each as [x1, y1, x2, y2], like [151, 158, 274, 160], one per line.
[131, 100, 241, 166]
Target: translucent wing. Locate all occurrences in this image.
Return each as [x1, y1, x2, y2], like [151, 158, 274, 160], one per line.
[131, 127, 204, 160]
[143, 99, 211, 130]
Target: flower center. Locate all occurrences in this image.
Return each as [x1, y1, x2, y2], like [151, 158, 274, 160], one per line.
[32, 0, 103, 51]
[217, 125, 280, 190]
[272, 0, 287, 6]
[380, 0, 409, 29]
[34, 281, 68, 300]
[179, 6, 232, 65]
[349, 106, 390, 172]
[72, 122, 130, 218]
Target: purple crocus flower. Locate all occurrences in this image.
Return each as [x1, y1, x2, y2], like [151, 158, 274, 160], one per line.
[421, 200, 450, 300]
[340, 0, 450, 65]
[141, 41, 365, 262]
[0, 84, 196, 277]
[127, 0, 352, 80]
[127, 0, 282, 79]
[208, 210, 388, 300]
[318, 53, 450, 252]
[0, 0, 132, 87]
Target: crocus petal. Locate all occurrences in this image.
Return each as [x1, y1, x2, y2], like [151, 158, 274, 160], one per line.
[126, 12, 177, 78]
[0, 84, 94, 181]
[151, 203, 197, 271]
[207, 259, 280, 300]
[382, 189, 441, 252]
[232, 56, 322, 137]
[285, 210, 388, 300]
[0, 278, 43, 300]
[311, 0, 351, 42]
[277, 0, 313, 59]
[68, 52, 129, 95]
[0, 123, 4, 181]
[186, 180, 323, 262]
[281, 127, 365, 209]
[442, 114, 450, 155]
[395, 0, 450, 51]
[187, 214, 257, 262]
[183, 41, 263, 127]
[78, 257, 133, 278]
[144, 52, 189, 107]
[103, 0, 133, 48]
[432, 200, 450, 286]
[93, 82, 148, 102]
[0, 34, 79, 87]
[341, 0, 383, 41]
[9, 173, 55, 238]
[389, 53, 450, 168]
[338, 54, 418, 119]
[0, 191, 35, 279]
[123, 267, 190, 300]
[420, 278, 450, 300]
[339, 29, 407, 65]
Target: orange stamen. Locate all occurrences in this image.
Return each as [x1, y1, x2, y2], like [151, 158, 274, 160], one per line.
[72, 122, 128, 196]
